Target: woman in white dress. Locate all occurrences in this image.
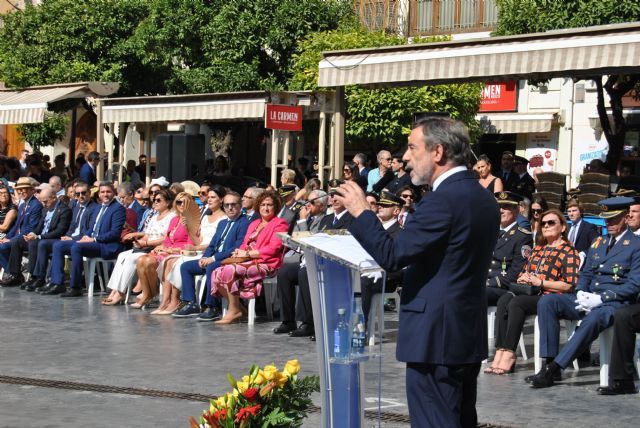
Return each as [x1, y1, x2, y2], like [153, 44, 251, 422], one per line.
[102, 189, 176, 305]
[164, 186, 228, 305]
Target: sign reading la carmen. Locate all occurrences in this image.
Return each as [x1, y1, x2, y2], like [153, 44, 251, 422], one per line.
[265, 104, 303, 131]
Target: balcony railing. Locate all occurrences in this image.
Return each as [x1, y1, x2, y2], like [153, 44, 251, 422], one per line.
[354, 0, 498, 37]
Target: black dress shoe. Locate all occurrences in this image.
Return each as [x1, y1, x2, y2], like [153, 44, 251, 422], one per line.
[26, 278, 45, 292]
[289, 323, 315, 337]
[60, 288, 83, 297]
[530, 363, 561, 388]
[525, 365, 562, 384]
[597, 381, 638, 395]
[43, 284, 66, 295]
[36, 283, 52, 294]
[20, 277, 37, 290]
[273, 322, 297, 335]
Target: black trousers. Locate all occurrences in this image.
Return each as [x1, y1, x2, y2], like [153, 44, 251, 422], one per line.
[7, 237, 29, 276]
[486, 286, 509, 306]
[610, 303, 640, 382]
[495, 294, 540, 351]
[296, 266, 314, 325]
[276, 260, 314, 325]
[406, 362, 481, 428]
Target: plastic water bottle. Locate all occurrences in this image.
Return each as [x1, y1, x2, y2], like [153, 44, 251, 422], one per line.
[350, 297, 366, 356]
[333, 308, 349, 359]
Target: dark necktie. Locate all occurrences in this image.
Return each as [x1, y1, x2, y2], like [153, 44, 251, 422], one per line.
[307, 216, 314, 229]
[92, 205, 108, 237]
[332, 215, 338, 227]
[606, 236, 616, 254]
[498, 229, 506, 239]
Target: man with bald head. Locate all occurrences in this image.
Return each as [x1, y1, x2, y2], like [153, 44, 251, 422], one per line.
[5, 186, 71, 287]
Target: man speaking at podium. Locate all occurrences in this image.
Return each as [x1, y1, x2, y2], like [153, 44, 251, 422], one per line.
[337, 117, 499, 428]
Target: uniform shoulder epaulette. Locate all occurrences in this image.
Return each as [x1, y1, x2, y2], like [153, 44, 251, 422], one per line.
[518, 227, 532, 235]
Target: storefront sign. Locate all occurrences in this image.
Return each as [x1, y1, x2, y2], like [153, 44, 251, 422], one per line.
[573, 138, 609, 180]
[525, 133, 558, 174]
[479, 82, 517, 112]
[265, 104, 303, 131]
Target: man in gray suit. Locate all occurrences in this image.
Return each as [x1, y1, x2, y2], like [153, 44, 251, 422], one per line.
[273, 189, 328, 335]
[277, 185, 297, 229]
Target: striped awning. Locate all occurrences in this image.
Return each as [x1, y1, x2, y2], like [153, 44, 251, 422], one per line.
[0, 85, 87, 124]
[477, 112, 559, 134]
[318, 23, 640, 88]
[102, 94, 268, 123]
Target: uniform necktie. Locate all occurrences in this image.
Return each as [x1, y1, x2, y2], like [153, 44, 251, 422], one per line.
[332, 215, 338, 226]
[606, 236, 616, 254]
[498, 229, 506, 238]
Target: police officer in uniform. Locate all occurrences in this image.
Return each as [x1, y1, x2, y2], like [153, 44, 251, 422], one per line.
[512, 156, 536, 200]
[530, 196, 640, 388]
[487, 191, 533, 306]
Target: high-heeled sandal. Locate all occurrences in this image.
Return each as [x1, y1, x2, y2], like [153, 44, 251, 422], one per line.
[103, 299, 124, 306]
[493, 351, 517, 375]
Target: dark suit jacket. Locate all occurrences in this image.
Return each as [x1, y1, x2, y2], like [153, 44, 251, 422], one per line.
[572, 219, 599, 255]
[86, 199, 126, 258]
[66, 201, 98, 237]
[349, 170, 500, 364]
[512, 173, 536, 200]
[318, 211, 354, 231]
[34, 201, 72, 240]
[496, 169, 519, 193]
[7, 196, 43, 238]
[79, 163, 96, 186]
[203, 215, 250, 261]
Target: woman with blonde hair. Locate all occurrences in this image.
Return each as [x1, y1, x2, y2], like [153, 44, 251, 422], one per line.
[132, 192, 201, 311]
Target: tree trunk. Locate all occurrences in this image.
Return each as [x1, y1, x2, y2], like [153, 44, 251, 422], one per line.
[598, 75, 639, 174]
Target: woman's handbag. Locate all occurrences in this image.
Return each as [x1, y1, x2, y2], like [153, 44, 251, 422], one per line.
[221, 256, 252, 265]
[507, 282, 542, 296]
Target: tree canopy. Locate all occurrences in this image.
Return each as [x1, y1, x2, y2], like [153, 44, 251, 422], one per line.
[495, 0, 640, 172]
[289, 26, 483, 147]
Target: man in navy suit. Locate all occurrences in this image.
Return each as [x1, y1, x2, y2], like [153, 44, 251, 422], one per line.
[0, 177, 43, 284]
[530, 196, 640, 388]
[566, 198, 599, 256]
[3, 186, 71, 286]
[338, 118, 499, 428]
[79, 151, 100, 186]
[172, 192, 250, 320]
[44, 182, 125, 297]
[26, 181, 97, 293]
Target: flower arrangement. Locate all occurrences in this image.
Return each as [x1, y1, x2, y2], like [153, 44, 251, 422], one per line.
[189, 360, 319, 428]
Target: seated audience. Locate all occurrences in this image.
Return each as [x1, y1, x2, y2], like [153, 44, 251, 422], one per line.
[118, 182, 145, 229]
[529, 197, 640, 388]
[172, 192, 250, 320]
[210, 190, 288, 324]
[486, 208, 579, 375]
[2, 186, 71, 286]
[566, 198, 599, 257]
[132, 192, 200, 311]
[102, 189, 176, 305]
[24, 181, 97, 293]
[529, 195, 549, 246]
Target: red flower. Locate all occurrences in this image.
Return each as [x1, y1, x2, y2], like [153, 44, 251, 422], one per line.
[202, 410, 223, 427]
[235, 404, 262, 423]
[242, 387, 260, 402]
[213, 408, 227, 421]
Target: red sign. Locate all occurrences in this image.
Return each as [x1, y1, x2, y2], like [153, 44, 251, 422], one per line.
[265, 104, 303, 131]
[479, 81, 517, 112]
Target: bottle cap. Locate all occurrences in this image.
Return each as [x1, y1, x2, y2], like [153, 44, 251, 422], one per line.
[337, 308, 345, 315]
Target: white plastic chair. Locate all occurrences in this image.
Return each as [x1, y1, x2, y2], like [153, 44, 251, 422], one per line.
[487, 306, 528, 361]
[533, 316, 581, 373]
[83, 257, 115, 297]
[367, 290, 401, 346]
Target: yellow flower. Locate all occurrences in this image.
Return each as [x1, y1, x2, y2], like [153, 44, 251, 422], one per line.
[236, 381, 249, 393]
[283, 359, 300, 377]
[263, 364, 278, 381]
[242, 375, 250, 383]
[253, 370, 266, 385]
[214, 396, 226, 408]
[232, 388, 239, 397]
[275, 371, 288, 388]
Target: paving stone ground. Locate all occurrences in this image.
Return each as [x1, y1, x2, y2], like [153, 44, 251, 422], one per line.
[0, 286, 638, 427]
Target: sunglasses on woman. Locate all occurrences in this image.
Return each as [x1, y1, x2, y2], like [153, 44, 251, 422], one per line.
[540, 220, 557, 227]
[400, 194, 413, 199]
[153, 198, 164, 204]
[175, 200, 184, 206]
[531, 208, 543, 214]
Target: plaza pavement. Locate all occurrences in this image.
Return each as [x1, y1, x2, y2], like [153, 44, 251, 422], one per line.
[0, 286, 638, 427]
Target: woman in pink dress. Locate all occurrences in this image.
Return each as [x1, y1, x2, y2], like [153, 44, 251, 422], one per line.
[210, 190, 289, 324]
[132, 192, 201, 310]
